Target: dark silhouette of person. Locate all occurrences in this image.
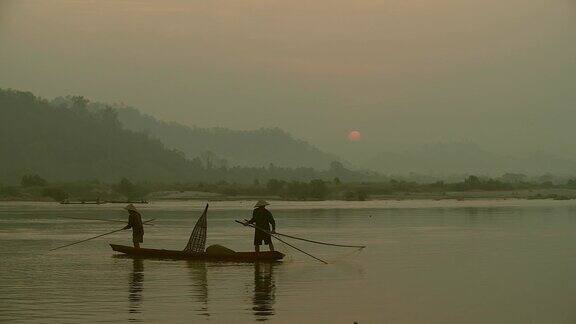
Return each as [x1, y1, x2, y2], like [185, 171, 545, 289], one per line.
[252, 262, 276, 321]
[129, 258, 144, 319]
[244, 200, 276, 252]
[123, 204, 144, 248]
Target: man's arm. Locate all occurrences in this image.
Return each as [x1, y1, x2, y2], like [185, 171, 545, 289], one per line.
[268, 211, 276, 233]
[123, 213, 134, 230]
[245, 210, 257, 225]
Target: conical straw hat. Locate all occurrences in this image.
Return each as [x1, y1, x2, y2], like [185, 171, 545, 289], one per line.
[254, 200, 270, 208]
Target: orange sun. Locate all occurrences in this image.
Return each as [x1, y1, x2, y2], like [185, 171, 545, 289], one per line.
[347, 130, 362, 141]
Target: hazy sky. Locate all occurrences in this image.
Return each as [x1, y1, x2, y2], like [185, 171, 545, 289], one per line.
[1, 0, 575, 160]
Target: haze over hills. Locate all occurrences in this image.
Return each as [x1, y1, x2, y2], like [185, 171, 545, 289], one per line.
[0, 88, 378, 184]
[3, 87, 575, 186]
[111, 105, 341, 169]
[363, 142, 576, 177]
[2, 0, 575, 176]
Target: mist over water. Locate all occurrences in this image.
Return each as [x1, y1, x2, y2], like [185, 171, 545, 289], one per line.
[1, 0, 575, 162]
[2, 200, 576, 323]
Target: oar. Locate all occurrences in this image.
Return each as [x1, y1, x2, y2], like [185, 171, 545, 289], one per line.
[62, 216, 156, 226]
[235, 220, 328, 264]
[49, 218, 156, 251]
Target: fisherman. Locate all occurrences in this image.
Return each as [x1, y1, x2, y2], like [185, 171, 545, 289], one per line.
[244, 200, 276, 252]
[123, 204, 144, 248]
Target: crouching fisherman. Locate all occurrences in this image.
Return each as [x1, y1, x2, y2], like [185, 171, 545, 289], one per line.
[244, 200, 276, 252]
[123, 204, 144, 248]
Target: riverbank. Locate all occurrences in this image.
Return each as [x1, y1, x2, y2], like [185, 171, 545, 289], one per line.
[2, 188, 576, 203]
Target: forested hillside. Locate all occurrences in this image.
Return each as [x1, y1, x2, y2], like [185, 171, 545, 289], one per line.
[0, 89, 196, 183]
[0, 89, 378, 184]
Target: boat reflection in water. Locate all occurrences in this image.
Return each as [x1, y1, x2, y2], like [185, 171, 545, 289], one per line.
[123, 257, 279, 321]
[252, 262, 276, 321]
[129, 258, 144, 321]
[186, 260, 278, 321]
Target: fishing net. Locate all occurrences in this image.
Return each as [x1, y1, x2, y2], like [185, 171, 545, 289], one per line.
[183, 204, 208, 253]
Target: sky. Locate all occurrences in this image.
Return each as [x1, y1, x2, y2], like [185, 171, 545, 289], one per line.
[1, 0, 575, 161]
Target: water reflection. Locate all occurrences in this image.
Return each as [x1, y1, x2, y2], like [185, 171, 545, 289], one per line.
[252, 262, 276, 321]
[122, 257, 279, 321]
[129, 258, 144, 322]
[187, 261, 209, 317]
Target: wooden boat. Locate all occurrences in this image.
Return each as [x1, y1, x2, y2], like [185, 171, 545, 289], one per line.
[110, 244, 284, 261]
[110, 204, 284, 262]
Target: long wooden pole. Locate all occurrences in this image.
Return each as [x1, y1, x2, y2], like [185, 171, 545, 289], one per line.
[62, 216, 156, 226]
[235, 220, 328, 264]
[267, 229, 365, 249]
[239, 219, 364, 249]
[49, 219, 156, 251]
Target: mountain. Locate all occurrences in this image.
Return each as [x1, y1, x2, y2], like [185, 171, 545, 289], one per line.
[0, 89, 377, 184]
[0, 89, 199, 183]
[112, 105, 340, 169]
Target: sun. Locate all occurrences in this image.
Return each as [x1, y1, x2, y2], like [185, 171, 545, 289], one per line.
[347, 130, 362, 141]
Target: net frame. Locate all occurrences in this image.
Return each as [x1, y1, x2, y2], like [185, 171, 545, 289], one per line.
[184, 204, 208, 253]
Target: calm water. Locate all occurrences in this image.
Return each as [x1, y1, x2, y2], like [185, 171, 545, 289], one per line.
[1, 200, 576, 323]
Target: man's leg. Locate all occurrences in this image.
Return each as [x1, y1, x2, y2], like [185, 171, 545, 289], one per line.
[255, 245, 260, 253]
[268, 240, 275, 252]
[134, 242, 140, 248]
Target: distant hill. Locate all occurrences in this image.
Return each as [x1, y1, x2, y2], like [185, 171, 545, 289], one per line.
[0, 89, 198, 183]
[0, 89, 376, 184]
[364, 142, 576, 176]
[112, 106, 340, 169]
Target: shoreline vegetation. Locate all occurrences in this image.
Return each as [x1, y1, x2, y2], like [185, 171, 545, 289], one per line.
[3, 174, 576, 203]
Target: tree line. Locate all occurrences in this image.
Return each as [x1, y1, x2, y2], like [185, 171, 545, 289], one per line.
[3, 173, 576, 202]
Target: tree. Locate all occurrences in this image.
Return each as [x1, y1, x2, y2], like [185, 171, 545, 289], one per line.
[309, 179, 328, 200]
[70, 95, 89, 110]
[501, 173, 527, 184]
[21, 174, 47, 187]
[286, 181, 309, 200]
[464, 175, 481, 189]
[357, 190, 368, 201]
[267, 179, 285, 194]
[330, 161, 345, 172]
[115, 178, 140, 200]
[344, 189, 368, 201]
[344, 190, 355, 201]
[42, 187, 68, 202]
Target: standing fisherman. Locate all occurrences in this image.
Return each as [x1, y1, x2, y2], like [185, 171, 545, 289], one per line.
[244, 200, 276, 252]
[123, 204, 144, 248]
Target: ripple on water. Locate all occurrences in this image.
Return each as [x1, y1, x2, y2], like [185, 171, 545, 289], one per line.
[2, 200, 576, 323]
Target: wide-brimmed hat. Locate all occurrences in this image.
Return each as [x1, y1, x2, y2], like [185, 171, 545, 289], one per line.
[124, 204, 137, 212]
[254, 200, 270, 208]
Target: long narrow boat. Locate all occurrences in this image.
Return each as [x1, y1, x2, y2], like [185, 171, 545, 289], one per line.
[110, 244, 284, 261]
[110, 204, 284, 262]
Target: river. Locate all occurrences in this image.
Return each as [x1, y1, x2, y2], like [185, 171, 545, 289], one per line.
[1, 200, 575, 323]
